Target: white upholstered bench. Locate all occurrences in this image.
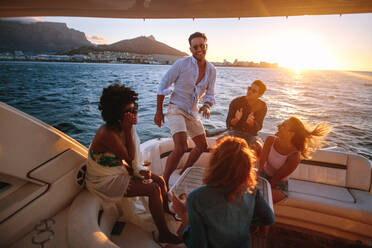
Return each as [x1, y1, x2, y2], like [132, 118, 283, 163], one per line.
[145, 137, 372, 244]
[275, 149, 372, 244]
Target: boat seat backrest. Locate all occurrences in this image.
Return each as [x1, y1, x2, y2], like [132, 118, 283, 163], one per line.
[290, 150, 348, 187]
[346, 153, 371, 191]
[290, 150, 371, 192]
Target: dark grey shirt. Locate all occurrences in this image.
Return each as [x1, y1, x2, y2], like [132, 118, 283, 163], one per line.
[183, 186, 275, 248]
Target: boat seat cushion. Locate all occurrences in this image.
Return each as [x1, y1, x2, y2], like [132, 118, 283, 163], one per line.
[346, 154, 372, 191]
[289, 150, 371, 191]
[290, 163, 346, 187]
[310, 150, 348, 165]
[277, 179, 372, 225]
[289, 150, 348, 187]
[288, 179, 354, 203]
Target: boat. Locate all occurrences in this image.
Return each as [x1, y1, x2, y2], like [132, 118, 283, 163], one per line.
[1, 99, 371, 247]
[1, 1, 372, 247]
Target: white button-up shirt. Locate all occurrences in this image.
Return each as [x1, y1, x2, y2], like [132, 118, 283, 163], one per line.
[157, 56, 216, 119]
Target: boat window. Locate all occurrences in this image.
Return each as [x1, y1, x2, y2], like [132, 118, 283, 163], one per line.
[0, 181, 11, 193]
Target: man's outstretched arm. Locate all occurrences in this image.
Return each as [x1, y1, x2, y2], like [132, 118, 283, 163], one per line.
[154, 94, 165, 127]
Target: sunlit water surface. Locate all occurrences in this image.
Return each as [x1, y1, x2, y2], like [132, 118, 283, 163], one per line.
[1, 61, 371, 160]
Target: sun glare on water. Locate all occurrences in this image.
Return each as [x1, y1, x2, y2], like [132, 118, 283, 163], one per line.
[267, 31, 336, 71]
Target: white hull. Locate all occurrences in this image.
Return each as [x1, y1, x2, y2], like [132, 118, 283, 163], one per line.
[1, 102, 371, 247]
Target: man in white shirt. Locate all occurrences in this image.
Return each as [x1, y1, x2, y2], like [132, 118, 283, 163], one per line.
[154, 32, 217, 187]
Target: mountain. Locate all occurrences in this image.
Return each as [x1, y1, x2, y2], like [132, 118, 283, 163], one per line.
[62, 36, 189, 57]
[0, 20, 92, 54]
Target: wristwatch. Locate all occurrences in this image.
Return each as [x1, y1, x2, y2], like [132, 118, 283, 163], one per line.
[203, 102, 211, 108]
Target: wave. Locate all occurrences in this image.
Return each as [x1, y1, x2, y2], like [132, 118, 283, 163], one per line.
[1, 62, 371, 160]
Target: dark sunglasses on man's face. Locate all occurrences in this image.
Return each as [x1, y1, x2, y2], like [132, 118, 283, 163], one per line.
[192, 43, 207, 51]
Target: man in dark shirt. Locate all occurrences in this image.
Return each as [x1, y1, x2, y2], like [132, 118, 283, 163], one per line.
[225, 80, 267, 155]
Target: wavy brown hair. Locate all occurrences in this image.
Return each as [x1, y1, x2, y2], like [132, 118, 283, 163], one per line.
[188, 32, 207, 45]
[203, 136, 257, 202]
[288, 116, 332, 159]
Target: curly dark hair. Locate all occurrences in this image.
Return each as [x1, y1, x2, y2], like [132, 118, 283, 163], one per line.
[98, 83, 138, 126]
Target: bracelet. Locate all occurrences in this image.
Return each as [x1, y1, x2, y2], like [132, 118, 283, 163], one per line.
[203, 104, 210, 109]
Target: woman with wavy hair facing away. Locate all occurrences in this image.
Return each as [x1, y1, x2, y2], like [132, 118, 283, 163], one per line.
[170, 136, 275, 248]
[258, 116, 332, 203]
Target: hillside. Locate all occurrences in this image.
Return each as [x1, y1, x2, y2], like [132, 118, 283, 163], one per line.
[0, 20, 92, 54]
[63, 36, 188, 57]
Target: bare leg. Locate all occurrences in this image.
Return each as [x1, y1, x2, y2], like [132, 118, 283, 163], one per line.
[163, 132, 188, 188]
[180, 133, 208, 174]
[125, 179, 181, 244]
[151, 174, 170, 212]
[272, 189, 286, 203]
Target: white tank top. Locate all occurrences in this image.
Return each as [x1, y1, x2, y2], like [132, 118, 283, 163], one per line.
[263, 138, 297, 180]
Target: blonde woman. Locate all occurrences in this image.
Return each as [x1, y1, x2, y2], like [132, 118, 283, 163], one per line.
[258, 116, 332, 203]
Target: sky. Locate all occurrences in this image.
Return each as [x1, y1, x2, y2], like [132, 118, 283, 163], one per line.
[14, 14, 372, 71]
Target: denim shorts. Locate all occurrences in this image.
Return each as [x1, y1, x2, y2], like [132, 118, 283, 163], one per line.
[260, 170, 288, 195]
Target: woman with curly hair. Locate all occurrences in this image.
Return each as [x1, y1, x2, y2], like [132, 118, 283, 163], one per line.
[170, 136, 275, 248]
[258, 116, 332, 203]
[86, 83, 180, 244]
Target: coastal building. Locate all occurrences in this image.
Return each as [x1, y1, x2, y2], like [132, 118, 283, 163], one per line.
[14, 51, 26, 60]
[0, 52, 13, 60]
[71, 54, 88, 61]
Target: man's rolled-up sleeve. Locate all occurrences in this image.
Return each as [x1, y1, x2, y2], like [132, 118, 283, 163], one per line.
[157, 61, 180, 95]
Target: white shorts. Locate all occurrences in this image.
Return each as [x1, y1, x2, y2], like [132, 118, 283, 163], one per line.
[166, 104, 205, 138]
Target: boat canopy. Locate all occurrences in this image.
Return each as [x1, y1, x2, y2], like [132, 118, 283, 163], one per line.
[1, 0, 372, 19]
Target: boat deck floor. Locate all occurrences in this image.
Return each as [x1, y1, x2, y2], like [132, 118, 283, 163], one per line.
[266, 223, 370, 248]
[9, 201, 369, 248]
[10, 204, 182, 248]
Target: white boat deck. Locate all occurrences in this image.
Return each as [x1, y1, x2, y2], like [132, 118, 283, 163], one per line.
[10, 199, 182, 248]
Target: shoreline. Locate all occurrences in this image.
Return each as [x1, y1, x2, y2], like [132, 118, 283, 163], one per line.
[2, 60, 372, 73]
[0, 58, 279, 69]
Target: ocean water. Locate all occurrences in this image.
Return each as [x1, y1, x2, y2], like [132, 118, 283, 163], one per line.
[1, 61, 371, 160]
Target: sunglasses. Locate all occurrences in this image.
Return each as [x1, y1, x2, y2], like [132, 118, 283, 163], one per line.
[248, 86, 259, 94]
[123, 103, 138, 114]
[192, 43, 207, 51]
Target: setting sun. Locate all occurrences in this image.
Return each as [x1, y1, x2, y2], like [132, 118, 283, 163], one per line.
[266, 31, 336, 70]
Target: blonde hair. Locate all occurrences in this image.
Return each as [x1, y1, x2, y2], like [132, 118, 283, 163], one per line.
[203, 136, 257, 202]
[288, 116, 332, 159]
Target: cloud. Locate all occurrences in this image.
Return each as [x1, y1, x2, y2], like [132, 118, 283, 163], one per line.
[0, 17, 43, 23]
[86, 34, 110, 45]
